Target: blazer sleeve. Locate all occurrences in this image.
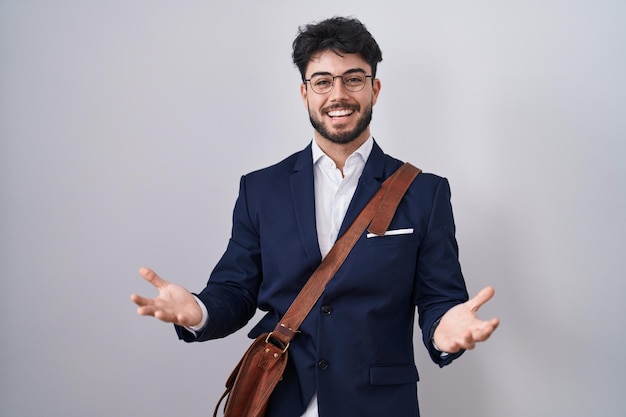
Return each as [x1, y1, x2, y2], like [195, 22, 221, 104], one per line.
[413, 177, 469, 366]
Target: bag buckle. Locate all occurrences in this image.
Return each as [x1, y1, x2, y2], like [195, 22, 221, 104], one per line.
[265, 332, 290, 353]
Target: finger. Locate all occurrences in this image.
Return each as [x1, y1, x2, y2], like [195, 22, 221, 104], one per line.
[138, 266, 168, 290]
[130, 293, 154, 307]
[139, 306, 177, 322]
[489, 317, 500, 330]
[472, 317, 500, 342]
[136, 305, 158, 317]
[154, 309, 177, 323]
[135, 300, 172, 320]
[468, 286, 495, 312]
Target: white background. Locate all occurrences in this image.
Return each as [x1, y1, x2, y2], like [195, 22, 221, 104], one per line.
[1, 1, 625, 416]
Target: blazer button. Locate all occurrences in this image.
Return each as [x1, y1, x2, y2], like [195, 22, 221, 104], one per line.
[321, 305, 332, 315]
[318, 360, 329, 370]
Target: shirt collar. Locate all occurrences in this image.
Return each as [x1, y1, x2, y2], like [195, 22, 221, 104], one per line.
[311, 136, 374, 167]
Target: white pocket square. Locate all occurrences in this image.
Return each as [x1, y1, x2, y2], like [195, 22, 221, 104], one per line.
[366, 228, 414, 238]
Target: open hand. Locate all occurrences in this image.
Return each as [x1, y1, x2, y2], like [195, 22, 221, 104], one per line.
[433, 286, 500, 353]
[130, 267, 202, 327]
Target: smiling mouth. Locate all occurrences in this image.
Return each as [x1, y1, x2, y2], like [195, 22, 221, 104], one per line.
[327, 108, 355, 118]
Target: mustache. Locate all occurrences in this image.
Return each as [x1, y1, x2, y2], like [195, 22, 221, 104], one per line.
[321, 102, 360, 113]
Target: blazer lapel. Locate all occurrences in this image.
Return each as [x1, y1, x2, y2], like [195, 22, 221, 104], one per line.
[337, 141, 398, 238]
[288, 140, 401, 269]
[290, 144, 323, 271]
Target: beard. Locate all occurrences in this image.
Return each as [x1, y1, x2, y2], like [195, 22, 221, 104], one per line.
[308, 102, 373, 145]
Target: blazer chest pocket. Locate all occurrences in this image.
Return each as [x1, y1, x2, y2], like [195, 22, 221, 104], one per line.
[370, 363, 419, 386]
[366, 228, 417, 247]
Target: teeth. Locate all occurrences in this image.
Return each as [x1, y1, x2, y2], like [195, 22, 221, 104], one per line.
[328, 109, 353, 117]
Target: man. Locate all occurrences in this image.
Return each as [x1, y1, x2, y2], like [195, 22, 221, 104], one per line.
[131, 16, 499, 417]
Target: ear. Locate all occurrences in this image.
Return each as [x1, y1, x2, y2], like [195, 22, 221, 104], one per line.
[371, 78, 381, 106]
[300, 82, 308, 107]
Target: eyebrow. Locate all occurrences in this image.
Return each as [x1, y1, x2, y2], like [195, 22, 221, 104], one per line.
[308, 68, 367, 78]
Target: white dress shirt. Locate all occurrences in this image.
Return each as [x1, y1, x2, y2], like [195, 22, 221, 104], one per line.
[302, 137, 373, 417]
[312, 137, 373, 259]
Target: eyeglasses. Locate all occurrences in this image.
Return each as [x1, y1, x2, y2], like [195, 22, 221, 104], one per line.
[305, 73, 373, 94]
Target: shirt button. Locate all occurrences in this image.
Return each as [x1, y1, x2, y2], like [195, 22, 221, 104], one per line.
[321, 305, 332, 315]
[318, 360, 329, 370]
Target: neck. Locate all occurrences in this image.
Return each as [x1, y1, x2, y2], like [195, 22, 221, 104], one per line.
[313, 130, 370, 173]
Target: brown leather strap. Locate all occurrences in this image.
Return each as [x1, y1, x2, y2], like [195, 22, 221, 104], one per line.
[368, 163, 420, 236]
[271, 163, 421, 345]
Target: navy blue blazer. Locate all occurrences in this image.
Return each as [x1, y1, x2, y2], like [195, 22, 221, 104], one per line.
[176, 141, 469, 417]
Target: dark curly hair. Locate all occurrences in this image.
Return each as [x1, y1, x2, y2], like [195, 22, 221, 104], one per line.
[292, 16, 383, 81]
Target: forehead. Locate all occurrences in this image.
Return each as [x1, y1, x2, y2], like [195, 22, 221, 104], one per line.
[305, 50, 371, 76]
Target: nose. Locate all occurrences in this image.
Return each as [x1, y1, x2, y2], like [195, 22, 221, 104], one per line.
[329, 76, 350, 100]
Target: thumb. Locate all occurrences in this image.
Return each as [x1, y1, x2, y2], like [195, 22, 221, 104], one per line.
[468, 286, 495, 312]
[138, 266, 168, 290]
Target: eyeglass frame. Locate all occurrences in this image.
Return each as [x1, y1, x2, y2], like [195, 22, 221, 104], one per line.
[304, 70, 374, 94]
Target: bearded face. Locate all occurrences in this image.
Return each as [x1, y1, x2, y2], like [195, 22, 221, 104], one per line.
[307, 101, 373, 145]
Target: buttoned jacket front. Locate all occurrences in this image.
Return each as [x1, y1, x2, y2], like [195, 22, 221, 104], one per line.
[176, 140, 469, 417]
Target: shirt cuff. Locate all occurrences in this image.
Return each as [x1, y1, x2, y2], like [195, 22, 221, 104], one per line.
[185, 295, 208, 334]
[432, 338, 450, 358]
[430, 317, 450, 358]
